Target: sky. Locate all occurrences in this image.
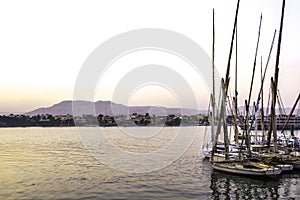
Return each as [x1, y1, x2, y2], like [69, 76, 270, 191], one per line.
[0, 0, 299, 113]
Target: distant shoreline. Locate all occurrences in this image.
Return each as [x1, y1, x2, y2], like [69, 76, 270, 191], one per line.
[0, 113, 209, 128]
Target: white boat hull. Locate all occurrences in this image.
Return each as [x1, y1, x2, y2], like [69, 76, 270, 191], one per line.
[212, 161, 282, 177]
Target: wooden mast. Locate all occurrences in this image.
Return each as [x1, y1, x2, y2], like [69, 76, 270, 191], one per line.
[221, 79, 229, 160]
[212, 8, 215, 113]
[248, 30, 277, 131]
[260, 57, 265, 141]
[268, 0, 286, 152]
[233, 14, 239, 144]
[212, 0, 240, 162]
[211, 8, 216, 147]
[268, 77, 276, 148]
[224, 0, 240, 93]
[244, 14, 262, 156]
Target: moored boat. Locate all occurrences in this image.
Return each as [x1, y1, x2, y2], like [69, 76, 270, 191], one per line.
[256, 152, 300, 170]
[212, 160, 282, 178]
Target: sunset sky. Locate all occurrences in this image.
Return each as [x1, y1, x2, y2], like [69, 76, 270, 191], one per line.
[0, 0, 299, 113]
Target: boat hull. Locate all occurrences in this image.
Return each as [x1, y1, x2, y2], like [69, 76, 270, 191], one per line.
[212, 161, 282, 178]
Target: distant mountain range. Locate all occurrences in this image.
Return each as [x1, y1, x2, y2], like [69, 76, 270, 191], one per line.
[24, 100, 208, 116]
[19, 100, 300, 117]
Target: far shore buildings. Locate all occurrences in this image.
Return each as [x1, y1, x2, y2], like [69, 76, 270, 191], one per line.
[0, 113, 210, 127]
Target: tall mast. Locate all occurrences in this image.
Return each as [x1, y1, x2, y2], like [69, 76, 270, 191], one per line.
[260, 56, 265, 141]
[268, 0, 286, 152]
[211, 8, 216, 150]
[248, 30, 276, 131]
[224, 0, 240, 93]
[268, 77, 276, 147]
[244, 14, 262, 156]
[233, 15, 239, 144]
[247, 14, 262, 111]
[212, 0, 240, 161]
[212, 8, 215, 111]
[261, 30, 277, 93]
[221, 79, 229, 160]
[235, 19, 238, 106]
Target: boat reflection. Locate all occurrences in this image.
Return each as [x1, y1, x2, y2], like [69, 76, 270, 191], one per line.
[210, 171, 300, 199]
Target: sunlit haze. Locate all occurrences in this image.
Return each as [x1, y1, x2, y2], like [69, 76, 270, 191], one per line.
[0, 0, 299, 113]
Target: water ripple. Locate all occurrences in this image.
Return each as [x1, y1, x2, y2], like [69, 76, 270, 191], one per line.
[0, 127, 299, 199]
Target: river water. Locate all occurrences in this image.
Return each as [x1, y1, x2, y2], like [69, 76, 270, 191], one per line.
[0, 127, 299, 199]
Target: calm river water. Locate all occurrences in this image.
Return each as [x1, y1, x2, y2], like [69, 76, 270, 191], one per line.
[0, 127, 299, 199]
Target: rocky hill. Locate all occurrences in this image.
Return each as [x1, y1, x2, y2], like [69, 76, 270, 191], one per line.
[25, 100, 206, 116]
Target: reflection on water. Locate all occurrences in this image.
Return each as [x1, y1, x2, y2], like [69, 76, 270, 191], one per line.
[0, 127, 299, 199]
[211, 170, 280, 199]
[208, 129, 300, 200]
[210, 164, 300, 199]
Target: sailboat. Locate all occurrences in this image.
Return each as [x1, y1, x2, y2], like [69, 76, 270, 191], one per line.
[209, 0, 283, 177]
[255, 94, 300, 170]
[212, 160, 282, 177]
[210, 78, 282, 177]
[243, 0, 300, 171]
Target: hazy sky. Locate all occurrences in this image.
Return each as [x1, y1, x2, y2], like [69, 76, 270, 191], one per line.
[0, 0, 299, 113]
